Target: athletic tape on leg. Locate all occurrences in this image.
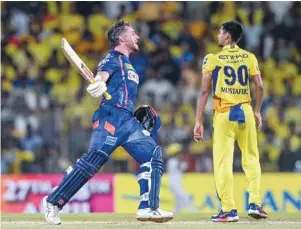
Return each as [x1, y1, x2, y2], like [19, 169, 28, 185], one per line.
[137, 164, 151, 209]
[149, 146, 164, 209]
[47, 150, 108, 209]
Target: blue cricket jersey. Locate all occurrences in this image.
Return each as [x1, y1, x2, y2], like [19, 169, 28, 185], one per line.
[97, 50, 139, 113]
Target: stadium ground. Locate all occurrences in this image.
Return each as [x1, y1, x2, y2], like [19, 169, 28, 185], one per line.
[2, 213, 301, 229]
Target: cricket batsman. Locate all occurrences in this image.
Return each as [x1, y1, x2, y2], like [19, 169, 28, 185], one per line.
[194, 21, 267, 222]
[43, 20, 173, 225]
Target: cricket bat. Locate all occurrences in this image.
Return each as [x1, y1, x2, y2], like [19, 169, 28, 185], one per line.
[61, 38, 111, 100]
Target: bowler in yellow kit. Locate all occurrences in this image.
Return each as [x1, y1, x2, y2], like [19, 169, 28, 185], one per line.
[194, 21, 267, 222]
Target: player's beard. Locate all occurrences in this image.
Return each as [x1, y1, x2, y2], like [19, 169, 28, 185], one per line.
[133, 41, 139, 51]
[217, 36, 225, 48]
[126, 40, 139, 52]
[218, 39, 225, 48]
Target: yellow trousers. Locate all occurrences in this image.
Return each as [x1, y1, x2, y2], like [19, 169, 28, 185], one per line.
[213, 104, 262, 211]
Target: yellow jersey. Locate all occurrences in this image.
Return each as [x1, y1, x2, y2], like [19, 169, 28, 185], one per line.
[202, 45, 260, 112]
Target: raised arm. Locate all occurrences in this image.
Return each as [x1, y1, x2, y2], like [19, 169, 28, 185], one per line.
[95, 71, 110, 83]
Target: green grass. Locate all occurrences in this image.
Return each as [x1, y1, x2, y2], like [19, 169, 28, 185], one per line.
[1, 213, 301, 229]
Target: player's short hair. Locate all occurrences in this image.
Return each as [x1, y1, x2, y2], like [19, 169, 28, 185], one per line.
[222, 21, 243, 43]
[107, 20, 130, 48]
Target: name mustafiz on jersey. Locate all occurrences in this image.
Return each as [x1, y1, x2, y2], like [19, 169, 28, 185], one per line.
[221, 87, 249, 95]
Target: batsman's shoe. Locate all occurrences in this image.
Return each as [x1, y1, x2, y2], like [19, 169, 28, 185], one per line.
[248, 203, 267, 219]
[136, 208, 151, 221]
[212, 209, 239, 222]
[136, 208, 173, 223]
[43, 196, 61, 225]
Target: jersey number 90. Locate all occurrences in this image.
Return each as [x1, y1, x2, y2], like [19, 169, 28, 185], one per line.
[215, 65, 249, 86]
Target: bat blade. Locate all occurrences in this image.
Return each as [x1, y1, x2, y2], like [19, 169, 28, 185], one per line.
[61, 38, 111, 100]
[61, 38, 94, 82]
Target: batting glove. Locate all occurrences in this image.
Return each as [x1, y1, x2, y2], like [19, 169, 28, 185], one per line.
[86, 76, 107, 97]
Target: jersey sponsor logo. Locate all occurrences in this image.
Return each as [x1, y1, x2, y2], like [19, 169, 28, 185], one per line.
[218, 54, 248, 60]
[125, 63, 134, 70]
[105, 136, 117, 146]
[128, 70, 139, 84]
[226, 60, 244, 64]
[221, 87, 249, 95]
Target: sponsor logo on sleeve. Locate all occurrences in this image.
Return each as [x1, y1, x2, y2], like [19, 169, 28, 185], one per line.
[98, 58, 110, 68]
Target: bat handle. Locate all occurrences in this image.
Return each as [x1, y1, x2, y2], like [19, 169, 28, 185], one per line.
[103, 91, 112, 100]
[91, 80, 111, 100]
[91, 79, 111, 100]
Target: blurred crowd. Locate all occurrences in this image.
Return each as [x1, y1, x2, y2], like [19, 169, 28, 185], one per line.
[2, 1, 301, 174]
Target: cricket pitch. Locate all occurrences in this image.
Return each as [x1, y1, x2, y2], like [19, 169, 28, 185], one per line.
[2, 213, 301, 229]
